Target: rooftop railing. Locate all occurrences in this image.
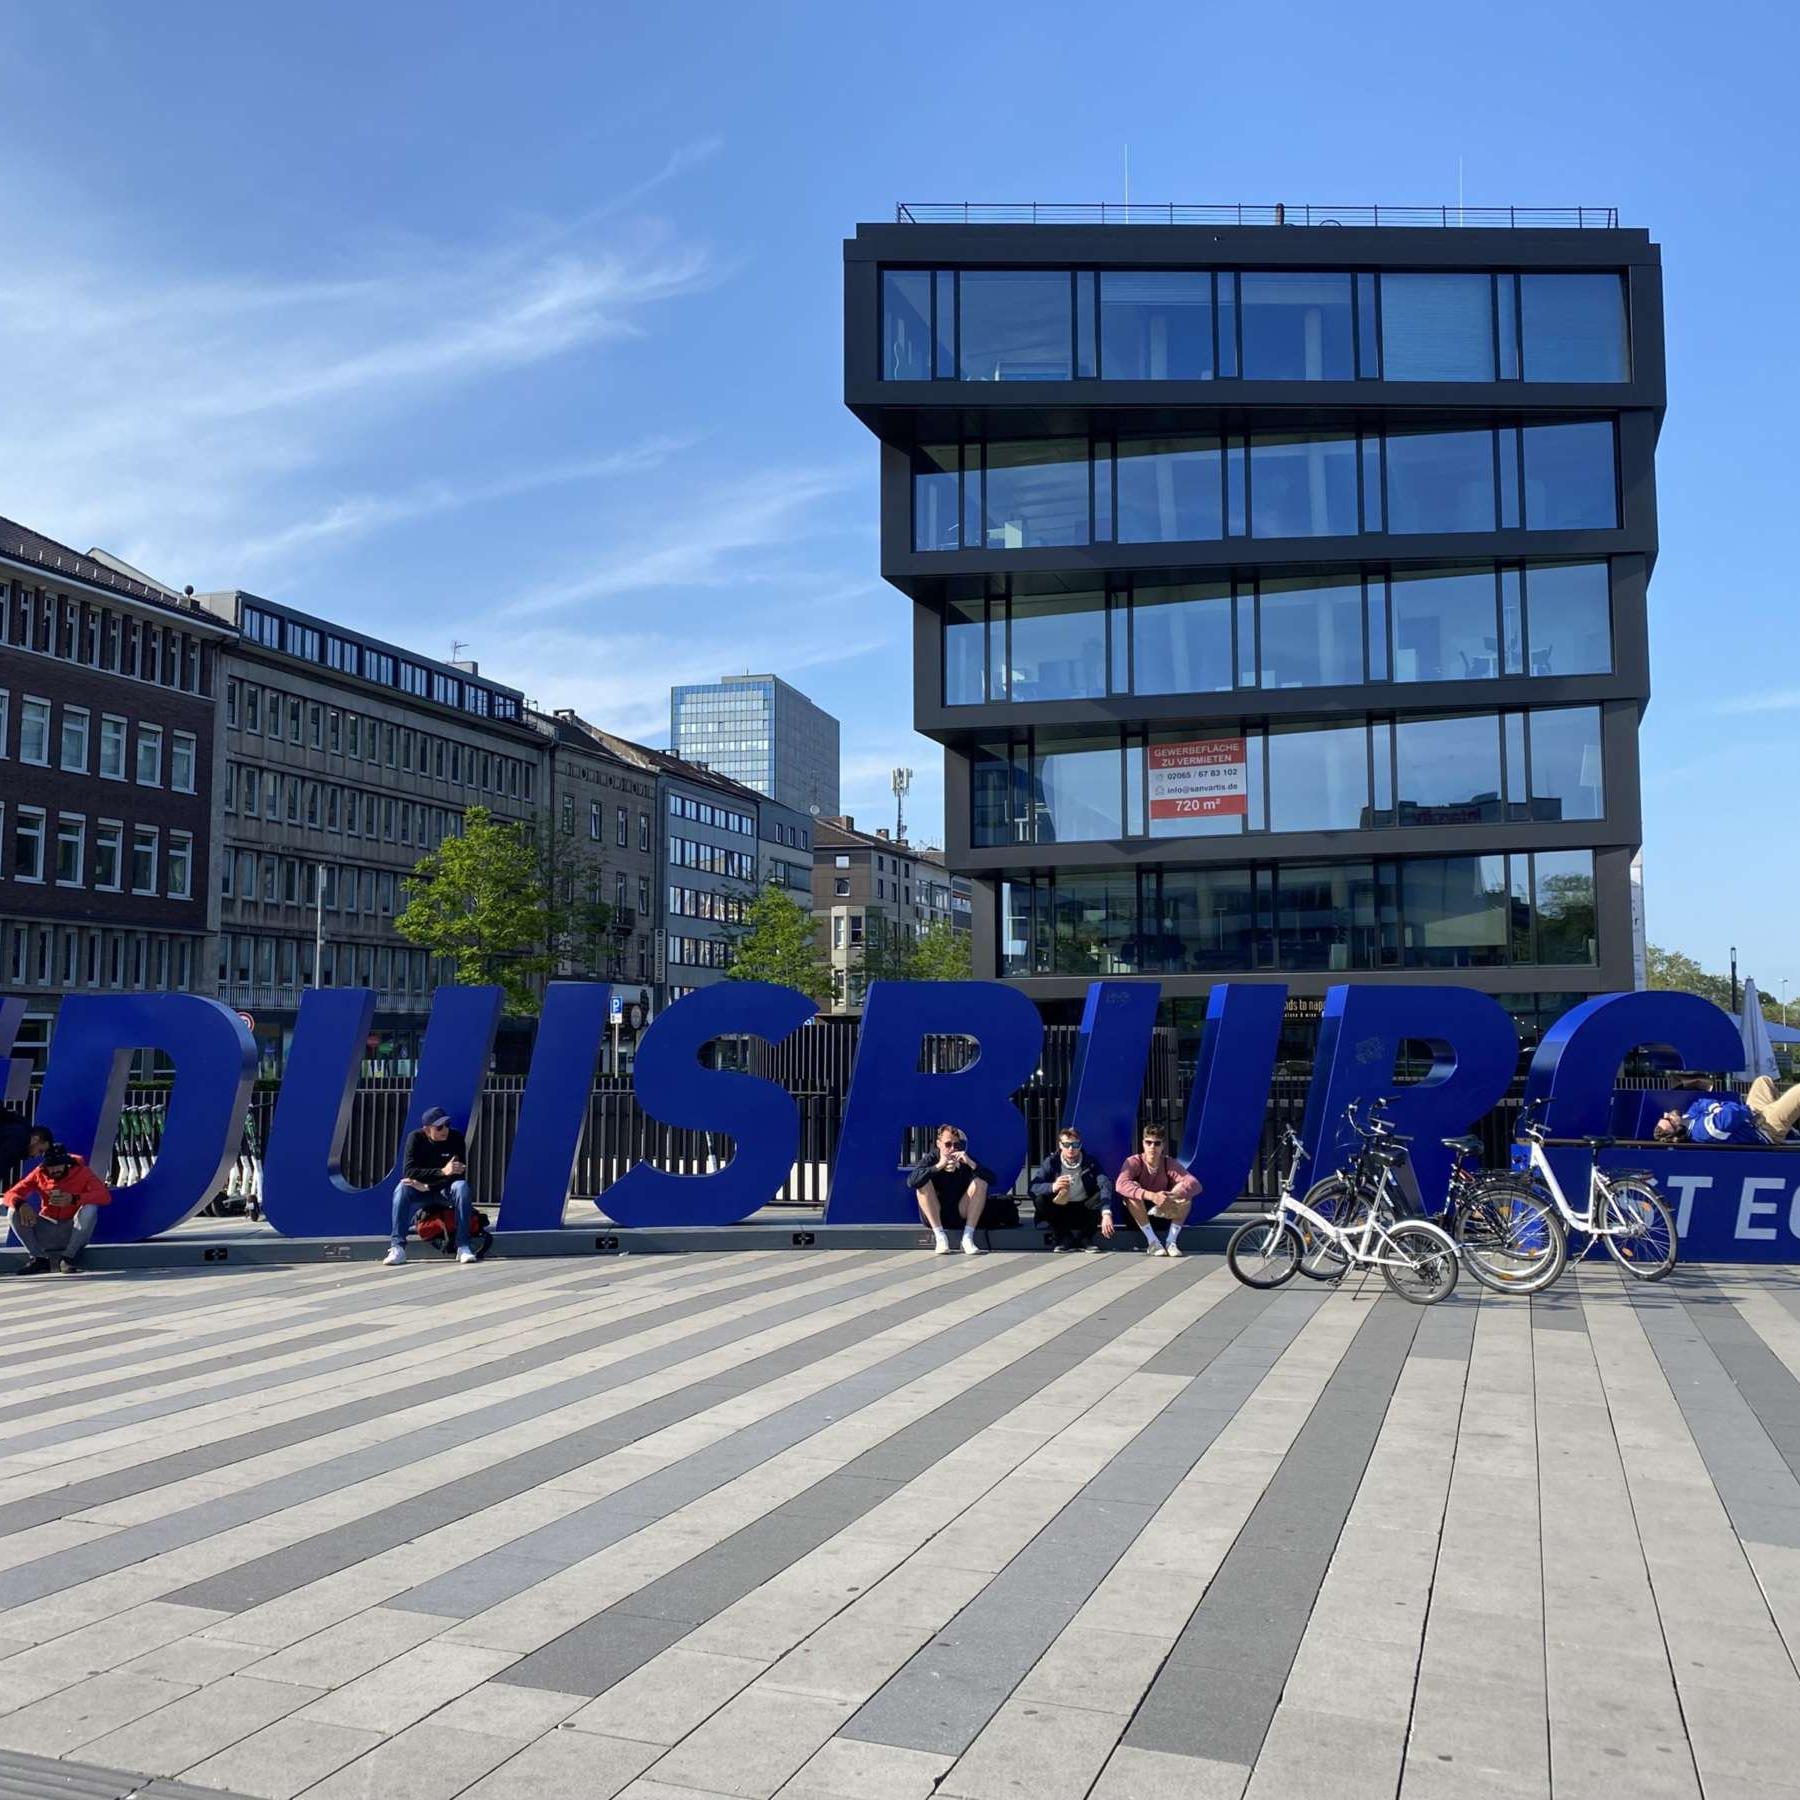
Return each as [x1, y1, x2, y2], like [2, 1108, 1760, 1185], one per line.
[893, 202, 1621, 229]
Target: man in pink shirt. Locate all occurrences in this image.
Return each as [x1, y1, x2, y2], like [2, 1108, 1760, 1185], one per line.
[1107, 1124, 1202, 1258]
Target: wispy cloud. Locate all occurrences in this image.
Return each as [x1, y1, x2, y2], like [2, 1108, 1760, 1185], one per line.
[1711, 688, 1800, 716]
[0, 169, 718, 586]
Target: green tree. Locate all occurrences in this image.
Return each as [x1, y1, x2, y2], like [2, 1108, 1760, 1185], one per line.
[1647, 943, 1785, 1020]
[909, 918, 973, 981]
[396, 806, 611, 1015]
[725, 883, 836, 1007]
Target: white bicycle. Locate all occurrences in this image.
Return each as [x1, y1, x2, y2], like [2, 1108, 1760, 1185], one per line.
[1504, 1102, 1678, 1282]
[1227, 1126, 1460, 1306]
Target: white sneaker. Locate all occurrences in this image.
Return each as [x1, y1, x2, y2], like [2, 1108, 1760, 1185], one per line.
[931, 1231, 952, 1256]
[382, 1246, 407, 1267]
[1164, 1238, 1184, 1258]
[456, 1246, 478, 1265]
[962, 1233, 986, 1255]
[1144, 1241, 1166, 1256]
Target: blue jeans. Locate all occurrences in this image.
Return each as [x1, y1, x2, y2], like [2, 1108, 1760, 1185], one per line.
[392, 1180, 472, 1250]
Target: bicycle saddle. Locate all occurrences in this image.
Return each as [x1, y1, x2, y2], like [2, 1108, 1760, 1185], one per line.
[1582, 1134, 1616, 1150]
[1440, 1135, 1481, 1153]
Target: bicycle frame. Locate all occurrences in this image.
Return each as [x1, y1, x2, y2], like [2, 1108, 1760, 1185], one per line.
[1515, 1130, 1635, 1236]
[1274, 1187, 1430, 1272]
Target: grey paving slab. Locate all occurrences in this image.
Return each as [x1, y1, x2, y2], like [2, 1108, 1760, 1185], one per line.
[0, 1745, 254, 1798]
[1122, 1296, 1422, 1768]
[0, 1256, 915, 1613]
[165, 1256, 996, 1615]
[392, 1256, 1111, 1618]
[496, 1261, 1212, 1697]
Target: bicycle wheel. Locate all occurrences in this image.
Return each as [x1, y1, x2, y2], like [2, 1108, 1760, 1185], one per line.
[1380, 1220, 1460, 1305]
[1226, 1216, 1303, 1289]
[1598, 1181, 1678, 1282]
[1296, 1177, 1355, 1281]
[1452, 1179, 1568, 1295]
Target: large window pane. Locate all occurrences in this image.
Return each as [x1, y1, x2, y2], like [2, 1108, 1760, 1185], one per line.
[1385, 428, 1496, 534]
[1114, 435, 1222, 542]
[945, 598, 986, 703]
[1522, 421, 1617, 530]
[1378, 274, 1495, 380]
[1276, 862, 1386, 971]
[1267, 722, 1369, 831]
[1131, 581, 1232, 695]
[1100, 272, 1213, 379]
[1520, 275, 1628, 382]
[882, 270, 932, 380]
[1153, 867, 1259, 972]
[913, 445, 960, 550]
[1258, 575, 1364, 688]
[1050, 871, 1138, 974]
[958, 271, 1071, 381]
[1525, 562, 1611, 676]
[1031, 733, 1122, 842]
[1534, 850, 1597, 964]
[970, 743, 1019, 847]
[985, 439, 1089, 547]
[1527, 706, 1604, 821]
[1007, 592, 1107, 701]
[1249, 433, 1359, 537]
[1396, 714, 1503, 824]
[1239, 272, 1353, 379]
[1401, 856, 1508, 968]
[1390, 568, 1500, 682]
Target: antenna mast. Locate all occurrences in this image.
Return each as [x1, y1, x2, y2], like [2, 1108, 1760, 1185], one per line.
[891, 767, 913, 843]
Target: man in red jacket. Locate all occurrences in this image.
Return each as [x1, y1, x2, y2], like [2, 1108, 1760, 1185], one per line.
[4, 1144, 110, 1275]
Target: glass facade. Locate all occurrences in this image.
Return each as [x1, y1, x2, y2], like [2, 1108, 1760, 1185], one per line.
[884, 266, 1629, 385]
[942, 562, 1612, 705]
[970, 705, 1604, 846]
[670, 674, 841, 815]
[999, 849, 1597, 975]
[914, 422, 1618, 551]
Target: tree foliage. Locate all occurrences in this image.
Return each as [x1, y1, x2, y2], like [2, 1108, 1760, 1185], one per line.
[396, 806, 613, 1015]
[1647, 943, 1786, 1020]
[847, 907, 973, 1000]
[907, 918, 973, 982]
[725, 883, 837, 1007]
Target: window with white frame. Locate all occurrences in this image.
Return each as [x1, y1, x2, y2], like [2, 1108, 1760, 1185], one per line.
[93, 821, 122, 891]
[167, 832, 193, 900]
[171, 731, 197, 793]
[12, 807, 46, 881]
[59, 707, 88, 772]
[99, 715, 126, 779]
[136, 723, 164, 785]
[19, 697, 50, 765]
[130, 825, 158, 894]
[54, 815, 84, 886]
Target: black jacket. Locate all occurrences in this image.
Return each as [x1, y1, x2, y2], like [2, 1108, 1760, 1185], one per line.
[403, 1127, 469, 1193]
[1028, 1152, 1113, 1210]
[906, 1150, 997, 1205]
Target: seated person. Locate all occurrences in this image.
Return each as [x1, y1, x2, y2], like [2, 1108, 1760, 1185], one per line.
[1028, 1129, 1113, 1252]
[5, 1143, 110, 1275]
[387, 1106, 478, 1266]
[907, 1125, 996, 1256]
[1109, 1124, 1202, 1257]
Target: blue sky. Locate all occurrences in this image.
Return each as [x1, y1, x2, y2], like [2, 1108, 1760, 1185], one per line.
[0, 0, 1793, 1004]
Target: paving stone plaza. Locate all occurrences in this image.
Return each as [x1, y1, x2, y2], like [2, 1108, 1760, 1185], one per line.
[4, 1248, 1799, 1799]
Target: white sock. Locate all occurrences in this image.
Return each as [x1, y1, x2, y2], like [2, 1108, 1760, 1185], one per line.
[1162, 1226, 1180, 1248]
[961, 1225, 976, 1242]
[1140, 1224, 1159, 1246]
[932, 1227, 949, 1246]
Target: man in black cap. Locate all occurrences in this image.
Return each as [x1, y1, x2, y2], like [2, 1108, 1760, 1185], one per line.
[387, 1107, 475, 1266]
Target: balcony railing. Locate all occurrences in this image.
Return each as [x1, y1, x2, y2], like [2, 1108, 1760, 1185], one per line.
[894, 202, 1621, 230]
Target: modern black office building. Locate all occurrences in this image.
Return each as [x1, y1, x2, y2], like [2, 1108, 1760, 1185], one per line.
[844, 204, 1661, 1043]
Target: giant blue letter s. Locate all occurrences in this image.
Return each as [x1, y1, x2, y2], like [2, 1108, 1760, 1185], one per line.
[826, 980, 1044, 1225]
[598, 982, 817, 1228]
[31, 994, 255, 1242]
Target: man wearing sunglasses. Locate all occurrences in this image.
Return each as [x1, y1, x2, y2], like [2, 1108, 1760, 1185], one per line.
[1028, 1128, 1114, 1253]
[1109, 1125, 1202, 1257]
[906, 1124, 997, 1255]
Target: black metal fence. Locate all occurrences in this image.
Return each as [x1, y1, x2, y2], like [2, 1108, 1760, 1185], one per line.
[32, 1016, 1740, 1212]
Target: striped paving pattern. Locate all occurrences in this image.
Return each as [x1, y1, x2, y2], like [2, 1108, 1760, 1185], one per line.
[3, 1254, 1800, 1796]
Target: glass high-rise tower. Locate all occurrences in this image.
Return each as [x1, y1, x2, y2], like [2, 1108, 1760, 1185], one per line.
[845, 203, 1661, 1044]
[670, 673, 841, 817]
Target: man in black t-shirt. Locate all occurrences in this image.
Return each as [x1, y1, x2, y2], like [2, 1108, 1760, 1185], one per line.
[906, 1124, 997, 1256]
[386, 1106, 475, 1266]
